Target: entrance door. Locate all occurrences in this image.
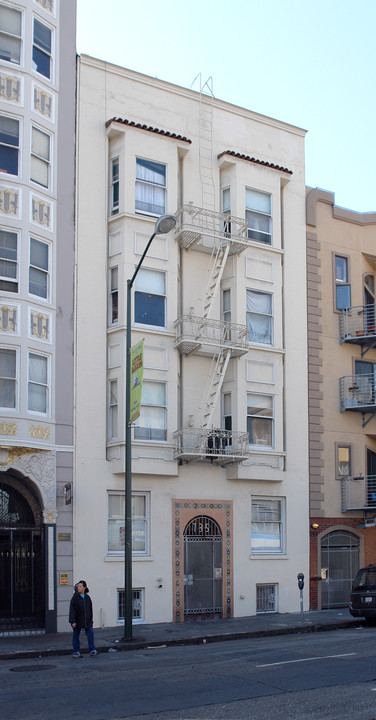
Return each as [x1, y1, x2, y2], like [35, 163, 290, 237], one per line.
[0, 482, 44, 628]
[184, 516, 222, 619]
[321, 530, 360, 608]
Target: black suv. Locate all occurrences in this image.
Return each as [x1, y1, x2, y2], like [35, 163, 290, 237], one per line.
[350, 565, 376, 621]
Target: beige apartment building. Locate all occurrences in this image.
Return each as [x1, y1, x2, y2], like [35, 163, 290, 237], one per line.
[306, 189, 376, 610]
[75, 55, 309, 627]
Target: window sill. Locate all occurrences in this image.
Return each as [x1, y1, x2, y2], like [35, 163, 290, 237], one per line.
[105, 555, 153, 562]
[250, 553, 288, 560]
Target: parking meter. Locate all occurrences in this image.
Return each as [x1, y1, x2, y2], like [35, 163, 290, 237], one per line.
[297, 573, 304, 621]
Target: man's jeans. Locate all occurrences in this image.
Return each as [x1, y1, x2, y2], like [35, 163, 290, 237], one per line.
[72, 626, 96, 653]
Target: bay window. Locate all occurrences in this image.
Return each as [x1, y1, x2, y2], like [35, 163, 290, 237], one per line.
[0, 347, 16, 408]
[29, 237, 49, 299]
[134, 380, 167, 441]
[0, 4, 21, 64]
[134, 268, 166, 327]
[246, 188, 272, 244]
[28, 352, 48, 413]
[135, 158, 166, 216]
[0, 229, 17, 292]
[247, 393, 273, 448]
[0, 116, 19, 176]
[31, 127, 50, 188]
[33, 18, 51, 79]
[246, 289, 273, 345]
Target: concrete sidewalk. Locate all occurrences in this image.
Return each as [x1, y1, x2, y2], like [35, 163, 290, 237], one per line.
[0, 609, 364, 660]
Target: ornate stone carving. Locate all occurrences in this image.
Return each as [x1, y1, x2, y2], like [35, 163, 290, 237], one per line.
[35, 0, 53, 11]
[0, 187, 18, 215]
[0, 422, 17, 436]
[0, 74, 21, 102]
[32, 197, 51, 227]
[29, 424, 51, 440]
[33, 88, 53, 118]
[30, 311, 49, 340]
[0, 305, 17, 333]
[6, 449, 56, 523]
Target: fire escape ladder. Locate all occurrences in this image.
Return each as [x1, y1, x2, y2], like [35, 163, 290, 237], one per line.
[198, 76, 215, 211]
[202, 243, 230, 320]
[202, 348, 231, 429]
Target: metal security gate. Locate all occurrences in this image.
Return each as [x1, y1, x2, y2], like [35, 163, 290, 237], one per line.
[0, 482, 44, 628]
[321, 530, 360, 609]
[183, 516, 222, 618]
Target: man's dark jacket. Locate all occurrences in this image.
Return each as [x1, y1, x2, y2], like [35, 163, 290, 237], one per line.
[69, 592, 93, 630]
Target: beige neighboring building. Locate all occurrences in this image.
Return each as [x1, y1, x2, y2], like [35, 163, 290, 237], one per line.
[75, 55, 309, 627]
[306, 189, 376, 611]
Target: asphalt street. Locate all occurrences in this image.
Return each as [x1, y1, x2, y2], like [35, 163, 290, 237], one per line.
[2, 625, 376, 720]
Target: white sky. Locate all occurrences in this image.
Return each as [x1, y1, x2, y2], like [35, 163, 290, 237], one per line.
[76, 0, 376, 213]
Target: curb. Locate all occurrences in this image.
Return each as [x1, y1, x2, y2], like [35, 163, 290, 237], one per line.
[0, 619, 363, 661]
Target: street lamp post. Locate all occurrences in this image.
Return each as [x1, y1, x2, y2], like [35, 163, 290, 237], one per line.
[123, 214, 176, 640]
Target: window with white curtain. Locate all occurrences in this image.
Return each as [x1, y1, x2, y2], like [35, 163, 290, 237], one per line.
[246, 188, 272, 244]
[247, 393, 273, 448]
[29, 237, 49, 299]
[251, 497, 284, 553]
[33, 18, 52, 79]
[108, 492, 150, 555]
[135, 158, 166, 216]
[0, 115, 19, 175]
[108, 379, 118, 440]
[0, 4, 22, 64]
[31, 127, 50, 188]
[246, 289, 273, 345]
[0, 347, 16, 408]
[134, 268, 166, 327]
[134, 380, 167, 441]
[28, 352, 48, 413]
[0, 229, 18, 292]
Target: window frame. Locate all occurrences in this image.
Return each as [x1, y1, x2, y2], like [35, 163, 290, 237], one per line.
[110, 157, 119, 215]
[29, 236, 50, 300]
[246, 288, 273, 346]
[30, 125, 51, 189]
[0, 114, 20, 177]
[32, 16, 52, 80]
[135, 157, 166, 217]
[109, 266, 118, 326]
[0, 227, 18, 293]
[27, 350, 49, 415]
[246, 187, 272, 245]
[335, 442, 352, 479]
[334, 253, 351, 311]
[107, 491, 150, 557]
[0, 3, 22, 65]
[0, 345, 17, 410]
[134, 380, 167, 442]
[134, 267, 166, 329]
[247, 392, 274, 449]
[108, 378, 118, 441]
[251, 497, 285, 555]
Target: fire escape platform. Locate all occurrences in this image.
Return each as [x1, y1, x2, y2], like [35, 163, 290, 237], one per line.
[174, 428, 249, 464]
[175, 316, 249, 357]
[175, 205, 249, 255]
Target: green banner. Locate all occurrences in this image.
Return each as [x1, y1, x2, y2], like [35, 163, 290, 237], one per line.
[129, 339, 144, 424]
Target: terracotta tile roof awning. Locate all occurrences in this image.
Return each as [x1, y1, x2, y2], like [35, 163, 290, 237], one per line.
[218, 150, 293, 175]
[106, 117, 192, 144]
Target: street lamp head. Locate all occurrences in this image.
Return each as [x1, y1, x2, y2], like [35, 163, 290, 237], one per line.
[154, 214, 176, 235]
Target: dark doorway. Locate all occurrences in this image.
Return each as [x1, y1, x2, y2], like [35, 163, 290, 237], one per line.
[321, 530, 360, 609]
[0, 481, 44, 629]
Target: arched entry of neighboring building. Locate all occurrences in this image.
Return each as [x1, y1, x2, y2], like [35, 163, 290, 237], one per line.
[183, 516, 222, 619]
[320, 530, 360, 609]
[0, 476, 45, 629]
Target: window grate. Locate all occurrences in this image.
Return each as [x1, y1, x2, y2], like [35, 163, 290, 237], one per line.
[118, 588, 144, 622]
[256, 583, 277, 613]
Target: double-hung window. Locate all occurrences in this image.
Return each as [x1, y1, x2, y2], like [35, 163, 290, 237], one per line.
[246, 188, 272, 244]
[134, 268, 166, 327]
[111, 157, 119, 215]
[33, 18, 52, 79]
[0, 347, 16, 408]
[336, 444, 351, 478]
[0, 229, 17, 292]
[135, 158, 166, 216]
[109, 267, 118, 325]
[334, 255, 350, 310]
[31, 127, 50, 188]
[134, 381, 167, 441]
[0, 4, 21, 64]
[29, 237, 49, 299]
[108, 492, 150, 555]
[251, 497, 284, 554]
[28, 352, 48, 414]
[246, 289, 273, 345]
[0, 116, 19, 176]
[247, 393, 273, 448]
[108, 379, 118, 440]
[222, 187, 231, 236]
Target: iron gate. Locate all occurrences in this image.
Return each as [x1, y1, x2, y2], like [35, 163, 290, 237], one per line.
[321, 530, 360, 608]
[183, 516, 222, 617]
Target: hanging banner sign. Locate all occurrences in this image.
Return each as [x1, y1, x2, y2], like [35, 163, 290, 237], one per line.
[129, 339, 144, 424]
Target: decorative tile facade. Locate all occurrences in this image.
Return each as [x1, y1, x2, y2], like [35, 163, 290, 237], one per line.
[0, 305, 17, 333]
[0, 187, 19, 216]
[0, 74, 21, 103]
[32, 196, 52, 229]
[30, 311, 50, 341]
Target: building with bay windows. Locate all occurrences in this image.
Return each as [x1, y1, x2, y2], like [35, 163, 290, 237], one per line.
[75, 55, 309, 626]
[0, 0, 76, 633]
[306, 189, 376, 611]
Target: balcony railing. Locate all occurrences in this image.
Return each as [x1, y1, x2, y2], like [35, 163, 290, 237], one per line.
[339, 374, 376, 412]
[174, 428, 249, 463]
[339, 304, 376, 345]
[175, 205, 248, 254]
[174, 315, 249, 356]
[341, 475, 376, 511]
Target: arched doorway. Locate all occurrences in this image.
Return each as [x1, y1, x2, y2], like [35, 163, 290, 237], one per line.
[320, 530, 360, 609]
[183, 515, 222, 619]
[0, 478, 44, 629]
